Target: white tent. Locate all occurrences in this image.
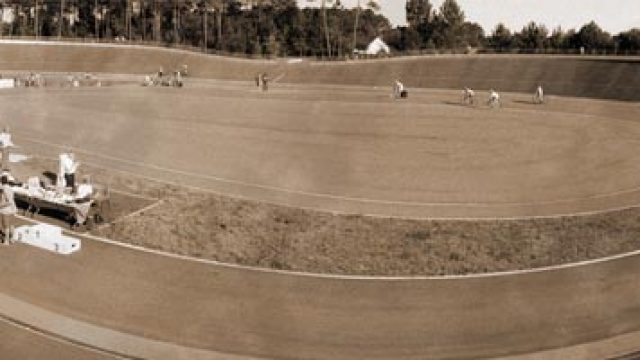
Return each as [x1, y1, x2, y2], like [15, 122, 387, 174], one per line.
[365, 37, 390, 55]
[1, 7, 15, 24]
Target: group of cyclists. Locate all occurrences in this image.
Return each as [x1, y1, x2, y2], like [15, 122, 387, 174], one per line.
[393, 78, 545, 108]
[143, 65, 187, 87]
[462, 85, 544, 107]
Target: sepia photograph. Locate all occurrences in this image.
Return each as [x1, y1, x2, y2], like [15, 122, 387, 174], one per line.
[0, 0, 639, 359]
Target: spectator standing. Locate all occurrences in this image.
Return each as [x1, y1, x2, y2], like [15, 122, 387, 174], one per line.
[0, 175, 16, 244]
[0, 126, 13, 170]
[488, 89, 501, 108]
[534, 85, 544, 104]
[72, 175, 94, 229]
[59, 151, 80, 192]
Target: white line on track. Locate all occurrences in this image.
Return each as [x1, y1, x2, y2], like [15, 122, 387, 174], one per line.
[15, 134, 640, 213]
[12, 211, 640, 281]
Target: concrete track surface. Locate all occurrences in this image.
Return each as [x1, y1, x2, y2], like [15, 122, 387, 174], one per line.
[0, 42, 639, 359]
[3, 233, 640, 360]
[0, 41, 638, 219]
[2, 84, 640, 219]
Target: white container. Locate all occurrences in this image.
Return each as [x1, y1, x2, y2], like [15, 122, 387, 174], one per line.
[13, 223, 81, 255]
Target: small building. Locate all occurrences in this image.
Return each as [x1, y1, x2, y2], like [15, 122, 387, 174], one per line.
[365, 36, 391, 56]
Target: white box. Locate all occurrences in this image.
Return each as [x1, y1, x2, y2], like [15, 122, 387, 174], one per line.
[13, 224, 81, 255]
[0, 79, 15, 89]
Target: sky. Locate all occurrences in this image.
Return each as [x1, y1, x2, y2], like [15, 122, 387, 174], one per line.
[297, 0, 640, 34]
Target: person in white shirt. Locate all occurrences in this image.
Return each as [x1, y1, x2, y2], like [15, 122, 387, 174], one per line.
[72, 175, 94, 229]
[393, 79, 405, 99]
[488, 89, 501, 108]
[462, 87, 475, 105]
[59, 151, 80, 191]
[0, 175, 16, 244]
[174, 71, 183, 87]
[534, 85, 544, 104]
[58, 153, 67, 188]
[0, 126, 13, 170]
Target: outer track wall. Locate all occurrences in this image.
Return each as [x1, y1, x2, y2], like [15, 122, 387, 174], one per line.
[0, 42, 639, 101]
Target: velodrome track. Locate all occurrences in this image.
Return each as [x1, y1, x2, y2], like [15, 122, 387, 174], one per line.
[1, 40, 639, 101]
[2, 84, 640, 219]
[0, 41, 639, 359]
[4, 228, 640, 360]
[0, 41, 639, 219]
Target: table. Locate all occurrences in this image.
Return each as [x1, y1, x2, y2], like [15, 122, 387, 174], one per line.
[12, 185, 80, 221]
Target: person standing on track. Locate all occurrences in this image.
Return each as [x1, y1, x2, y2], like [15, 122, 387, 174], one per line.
[71, 175, 94, 229]
[462, 87, 475, 105]
[393, 79, 407, 99]
[59, 151, 80, 193]
[488, 89, 501, 108]
[0, 126, 13, 171]
[534, 84, 544, 104]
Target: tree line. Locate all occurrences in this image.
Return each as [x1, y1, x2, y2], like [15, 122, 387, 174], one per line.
[401, 0, 640, 55]
[0, 0, 638, 57]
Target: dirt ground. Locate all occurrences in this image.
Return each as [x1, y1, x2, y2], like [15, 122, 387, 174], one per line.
[92, 167, 640, 276]
[12, 156, 640, 276]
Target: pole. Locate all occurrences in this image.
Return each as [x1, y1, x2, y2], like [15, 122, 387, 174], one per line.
[105, 2, 110, 39]
[173, 0, 178, 44]
[126, 0, 130, 40]
[142, 0, 146, 41]
[94, 0, 98, 39]
[154, 0, 159, 43]
[352, 0, 360, 53]
[321, 0, 331, 58]
[59, 0, 65, 38]
[203, 7, 208, 51]
[217, 2, 222, 50]
[34, 0, 39, 38]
